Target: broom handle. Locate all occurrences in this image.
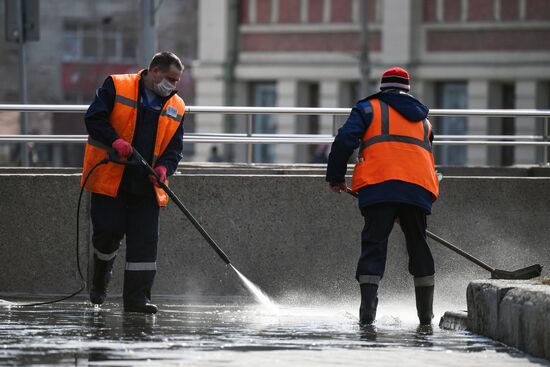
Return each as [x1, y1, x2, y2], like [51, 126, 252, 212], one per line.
[344, 188, 495, 273]
[425, 231, 494, 272]
[132, 150, 232, 265]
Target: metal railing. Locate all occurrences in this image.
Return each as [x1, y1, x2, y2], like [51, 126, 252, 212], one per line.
[1, 104, 549, 165]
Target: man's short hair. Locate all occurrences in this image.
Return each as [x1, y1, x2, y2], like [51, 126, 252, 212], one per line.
[149, 51, 184, 72]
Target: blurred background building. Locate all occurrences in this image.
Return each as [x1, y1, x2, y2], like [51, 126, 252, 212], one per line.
[0, 0, 549, 166]
[194, 0, 550, 165]
[0, 0, 197, 166]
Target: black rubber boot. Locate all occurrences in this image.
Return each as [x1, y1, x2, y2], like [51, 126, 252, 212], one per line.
[359, 283, 378, 326]
[124, 303, 158, 314]
[123, 270, 158, 314]
[415, 285, 434, 325]
[89, 255, 115, 305]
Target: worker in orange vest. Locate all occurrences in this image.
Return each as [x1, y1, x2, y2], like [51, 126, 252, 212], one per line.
[326, 67, 439, 326]
[81, 52, 186, 314]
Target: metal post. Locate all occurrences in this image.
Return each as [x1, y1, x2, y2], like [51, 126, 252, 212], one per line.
[543, 117, 549, 166]
[16, 0, 29, 166]
[247, 114, 253, 164]
[141, 0, 156, 66]
[359, 0, 371, 97]
[223, 0, 239, 162]
[332, 115, 338, 136]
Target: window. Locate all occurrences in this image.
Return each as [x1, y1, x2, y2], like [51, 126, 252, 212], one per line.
[342, 80, 378, 105]
[62, 23, 79, 59]
[103, 24, 118, 59]
[62, 20, 137, 62]
[434, 82, 468, 165]
[500, 84, 515, 166]
[488, 83, 515, 166]
[82, 24, 98, 58]
[122, 35, 137, 59]
[250, 82, 277, 163]
[296, 82, 322, 163]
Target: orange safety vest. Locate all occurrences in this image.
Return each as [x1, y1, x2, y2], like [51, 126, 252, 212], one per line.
[351, 98, 439, 200]
[81, 69, 185, 207]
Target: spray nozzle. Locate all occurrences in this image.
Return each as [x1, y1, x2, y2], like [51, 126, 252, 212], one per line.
[107, 149, 140, 166]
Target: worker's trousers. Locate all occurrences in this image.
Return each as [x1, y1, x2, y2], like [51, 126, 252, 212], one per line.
[90, 191, 159, 306]
[356, 202, 435, 287]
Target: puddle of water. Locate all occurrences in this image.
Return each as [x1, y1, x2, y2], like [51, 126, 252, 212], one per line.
[0, 300, 548, 367]
[0, 299, 15, 306]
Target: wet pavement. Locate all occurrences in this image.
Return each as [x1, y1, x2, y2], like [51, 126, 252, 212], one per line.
[0, 298, 549, 366]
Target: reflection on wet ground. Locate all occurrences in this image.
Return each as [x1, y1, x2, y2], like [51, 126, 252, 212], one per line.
[0, 299, 548, 366]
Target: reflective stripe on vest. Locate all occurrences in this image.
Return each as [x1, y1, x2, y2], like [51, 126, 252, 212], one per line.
[160, 109, 184, 122]
[81, 70, 185, 207]
[351, 99, 439, 199]
[358, 101, 432, 154]
[88, 136, 111, 150]
[115, 95, 137, 108]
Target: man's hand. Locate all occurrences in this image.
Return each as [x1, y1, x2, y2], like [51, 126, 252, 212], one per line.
[112, 138, 133, 159]
[149, 165, 167, 187]
[329, 182, 350, 193]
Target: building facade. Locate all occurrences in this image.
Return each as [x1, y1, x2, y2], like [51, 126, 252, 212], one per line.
[0, 0, 197, 166]
[193, 0, 550, 165]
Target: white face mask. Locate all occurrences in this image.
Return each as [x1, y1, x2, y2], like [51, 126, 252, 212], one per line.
[153, 78, 176, 97]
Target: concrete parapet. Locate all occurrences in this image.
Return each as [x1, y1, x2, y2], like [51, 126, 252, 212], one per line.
[0, 172, 549, 309]
[467, 280, 550, 360]
[0, 174, 90, 295]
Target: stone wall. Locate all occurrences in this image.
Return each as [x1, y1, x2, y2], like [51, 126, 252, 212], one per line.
[0, 173, 548, 308]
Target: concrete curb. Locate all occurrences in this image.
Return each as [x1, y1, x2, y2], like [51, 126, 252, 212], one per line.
[467, 279, 550, 360]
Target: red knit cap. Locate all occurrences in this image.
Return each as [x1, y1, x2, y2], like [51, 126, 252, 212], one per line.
[380, 67, 410, 91]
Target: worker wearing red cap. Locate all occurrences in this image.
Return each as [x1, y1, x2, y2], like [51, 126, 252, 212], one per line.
[326, 67, 439, 326]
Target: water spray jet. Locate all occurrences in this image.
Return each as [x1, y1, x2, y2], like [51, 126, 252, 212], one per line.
[1, 148, 278, 309]
[127, 149, 277, 309]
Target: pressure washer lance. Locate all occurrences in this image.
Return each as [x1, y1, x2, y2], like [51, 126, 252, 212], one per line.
[110, 149, 232, 265]
[343, 188, 542, 280]
[109, 150, 275, 308]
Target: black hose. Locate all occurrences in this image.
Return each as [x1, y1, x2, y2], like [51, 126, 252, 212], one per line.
[15, 159, 109, 307]
[10, 147, 234, 306]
